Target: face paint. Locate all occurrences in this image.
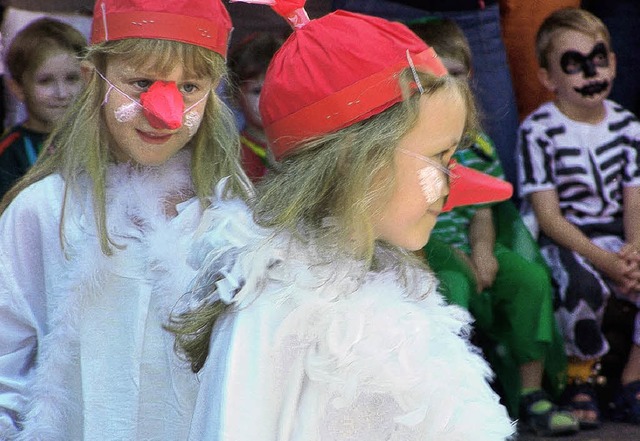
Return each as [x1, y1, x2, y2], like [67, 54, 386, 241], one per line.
[184, 110, 203, 137]
[560, 42, 609, 77]
[397, 148, 454, 205]
[97, 70, 209, 131]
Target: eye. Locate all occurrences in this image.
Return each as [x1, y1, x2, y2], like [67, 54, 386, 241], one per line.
[66, 73, 81, 83]
[565, 60, 582, 74]
[181, 83, 199, 94]
[132, 79, 152, 90]
[593, 52, 608, 67]
[35, 75, 54, 86]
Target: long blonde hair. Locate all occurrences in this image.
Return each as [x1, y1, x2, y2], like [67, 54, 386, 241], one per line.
[0, 38, 249, 254]
[169, 69, 478, 372]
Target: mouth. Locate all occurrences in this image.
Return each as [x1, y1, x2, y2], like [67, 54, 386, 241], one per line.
[137, 129, 173, 144]
[574, 81, 609, 97]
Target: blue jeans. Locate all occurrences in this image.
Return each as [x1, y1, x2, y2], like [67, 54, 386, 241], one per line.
[333, 1, 521, 197]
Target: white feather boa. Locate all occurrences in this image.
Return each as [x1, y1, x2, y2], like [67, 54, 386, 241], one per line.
[14, 151, 200, 440]
[184, 191, 516, 441]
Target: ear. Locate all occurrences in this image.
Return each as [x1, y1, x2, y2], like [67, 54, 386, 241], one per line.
[80, 60, 95, 83]
[609, 51, 617, 79]
[537, 67, 556, 93]
[5, 77, 25, 102]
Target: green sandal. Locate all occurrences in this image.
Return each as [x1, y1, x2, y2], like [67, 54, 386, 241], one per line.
[519, 390, 580, 436]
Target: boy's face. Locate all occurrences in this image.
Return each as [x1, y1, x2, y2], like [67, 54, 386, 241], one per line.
[13, 50, 83, 133]
[439, 56, 470, 80]
[239, 75, 264, 130]
[539, 29, 615, 111]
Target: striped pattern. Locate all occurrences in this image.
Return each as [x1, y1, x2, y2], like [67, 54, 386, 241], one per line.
[517, 100, 640, 227]
[430, 133, 504, 252]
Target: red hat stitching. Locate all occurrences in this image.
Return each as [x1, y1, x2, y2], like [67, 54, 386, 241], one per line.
[91, 0, 232, 58]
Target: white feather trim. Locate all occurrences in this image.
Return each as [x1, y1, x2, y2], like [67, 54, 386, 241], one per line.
[184, 198, 516, 440]
[17, 150, 200, 440]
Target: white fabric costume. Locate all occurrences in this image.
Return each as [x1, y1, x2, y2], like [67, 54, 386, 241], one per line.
[184, 194, 515, 441]
[0, 151, 200, 440]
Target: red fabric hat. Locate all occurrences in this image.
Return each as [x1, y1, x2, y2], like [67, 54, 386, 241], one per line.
[91, 0, 232, 58]
[252, 4, 446, 158]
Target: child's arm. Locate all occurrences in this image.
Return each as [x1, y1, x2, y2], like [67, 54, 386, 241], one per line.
[620, 185, 640, 294]
[531, 189, 634, 290]
[0, 197, 45, 437]
[469, 207, 498, 292]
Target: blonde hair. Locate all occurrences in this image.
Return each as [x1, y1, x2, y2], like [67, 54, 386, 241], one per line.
[0, 38, 249, 254]
[536, 8, 611, 69]
[169, 69, 478, 372]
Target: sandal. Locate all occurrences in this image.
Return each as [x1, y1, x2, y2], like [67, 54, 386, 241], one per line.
[519, 389, 579, 436]
[561, 382, 602, 430]
[611, 380, 640, 425]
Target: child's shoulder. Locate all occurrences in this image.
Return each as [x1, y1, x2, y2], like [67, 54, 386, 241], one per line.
[6, 174, 65, 211]
[519, 101, 560, 129]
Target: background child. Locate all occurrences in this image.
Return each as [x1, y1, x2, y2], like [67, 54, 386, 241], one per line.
[410, 18, 577, 437]
[0, 17, 86, 199]
[228, 32, 284, 181]
[517, 7, 640, 427]
[0, 0, 248, 439]
[169, 2, 514, 440]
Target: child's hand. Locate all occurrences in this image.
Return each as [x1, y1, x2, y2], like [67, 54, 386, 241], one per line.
[601, 248, 640, 300]
[471, 250, 498, 293]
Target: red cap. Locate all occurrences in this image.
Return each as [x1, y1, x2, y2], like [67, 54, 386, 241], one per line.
[91, 0, 232, 58]
[259, 9, 447, 158]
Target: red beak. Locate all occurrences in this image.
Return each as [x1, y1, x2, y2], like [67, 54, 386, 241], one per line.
[441, 161, 513, 212]
[139, 81, 184, 130]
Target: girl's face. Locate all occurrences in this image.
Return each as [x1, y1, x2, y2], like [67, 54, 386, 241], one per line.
[370, 89, 466, 251]
[16, 50, 83, 133]
[102, 56, 213, 166]
[539, 30, 615, 115]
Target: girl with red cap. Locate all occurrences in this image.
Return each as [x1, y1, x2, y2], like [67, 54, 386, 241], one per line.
[0, 0, 249, 439]
[169, 1, 514, 439]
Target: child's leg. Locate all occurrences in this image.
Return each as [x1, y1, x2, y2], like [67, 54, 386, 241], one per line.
[490, 244, 578, 434]
[540, 241, 610, 360]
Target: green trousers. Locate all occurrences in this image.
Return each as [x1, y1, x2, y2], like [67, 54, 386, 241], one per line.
[424, 202, 567, 417]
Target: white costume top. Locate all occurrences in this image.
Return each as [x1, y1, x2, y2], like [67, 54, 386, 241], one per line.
[184, 196, 515, 441]
[0, 151, 201, 440]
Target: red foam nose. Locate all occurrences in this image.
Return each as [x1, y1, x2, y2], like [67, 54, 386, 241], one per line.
[441, 161, 513, 212]
[140, 81, 184, 130]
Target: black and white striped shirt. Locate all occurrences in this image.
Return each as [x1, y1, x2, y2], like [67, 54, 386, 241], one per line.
[517, 100, 640, 227]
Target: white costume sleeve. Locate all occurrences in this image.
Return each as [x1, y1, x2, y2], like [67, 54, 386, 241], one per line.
[0, 179, 63, 437]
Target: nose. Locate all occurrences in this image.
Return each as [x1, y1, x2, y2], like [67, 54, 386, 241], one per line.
[140, 81, 185, 130]
[52, 80, 74, 99]
[583, 59, 597, 78]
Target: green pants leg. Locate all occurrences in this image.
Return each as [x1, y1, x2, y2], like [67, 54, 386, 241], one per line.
[425, 237, 567, 417]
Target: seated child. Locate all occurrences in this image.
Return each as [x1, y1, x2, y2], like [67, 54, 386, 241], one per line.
[0, 18, 85, 199]
[409, 18, 578, 436]
[517, 7, 640, 427]
[228, 32, 284, 181]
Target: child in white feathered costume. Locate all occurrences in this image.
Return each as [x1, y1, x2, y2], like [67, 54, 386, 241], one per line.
[169, 2, 516, 440]
[0, 1, 248, 439]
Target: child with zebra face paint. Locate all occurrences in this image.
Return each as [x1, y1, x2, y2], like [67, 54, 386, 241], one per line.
[518, 7, 640, 429]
